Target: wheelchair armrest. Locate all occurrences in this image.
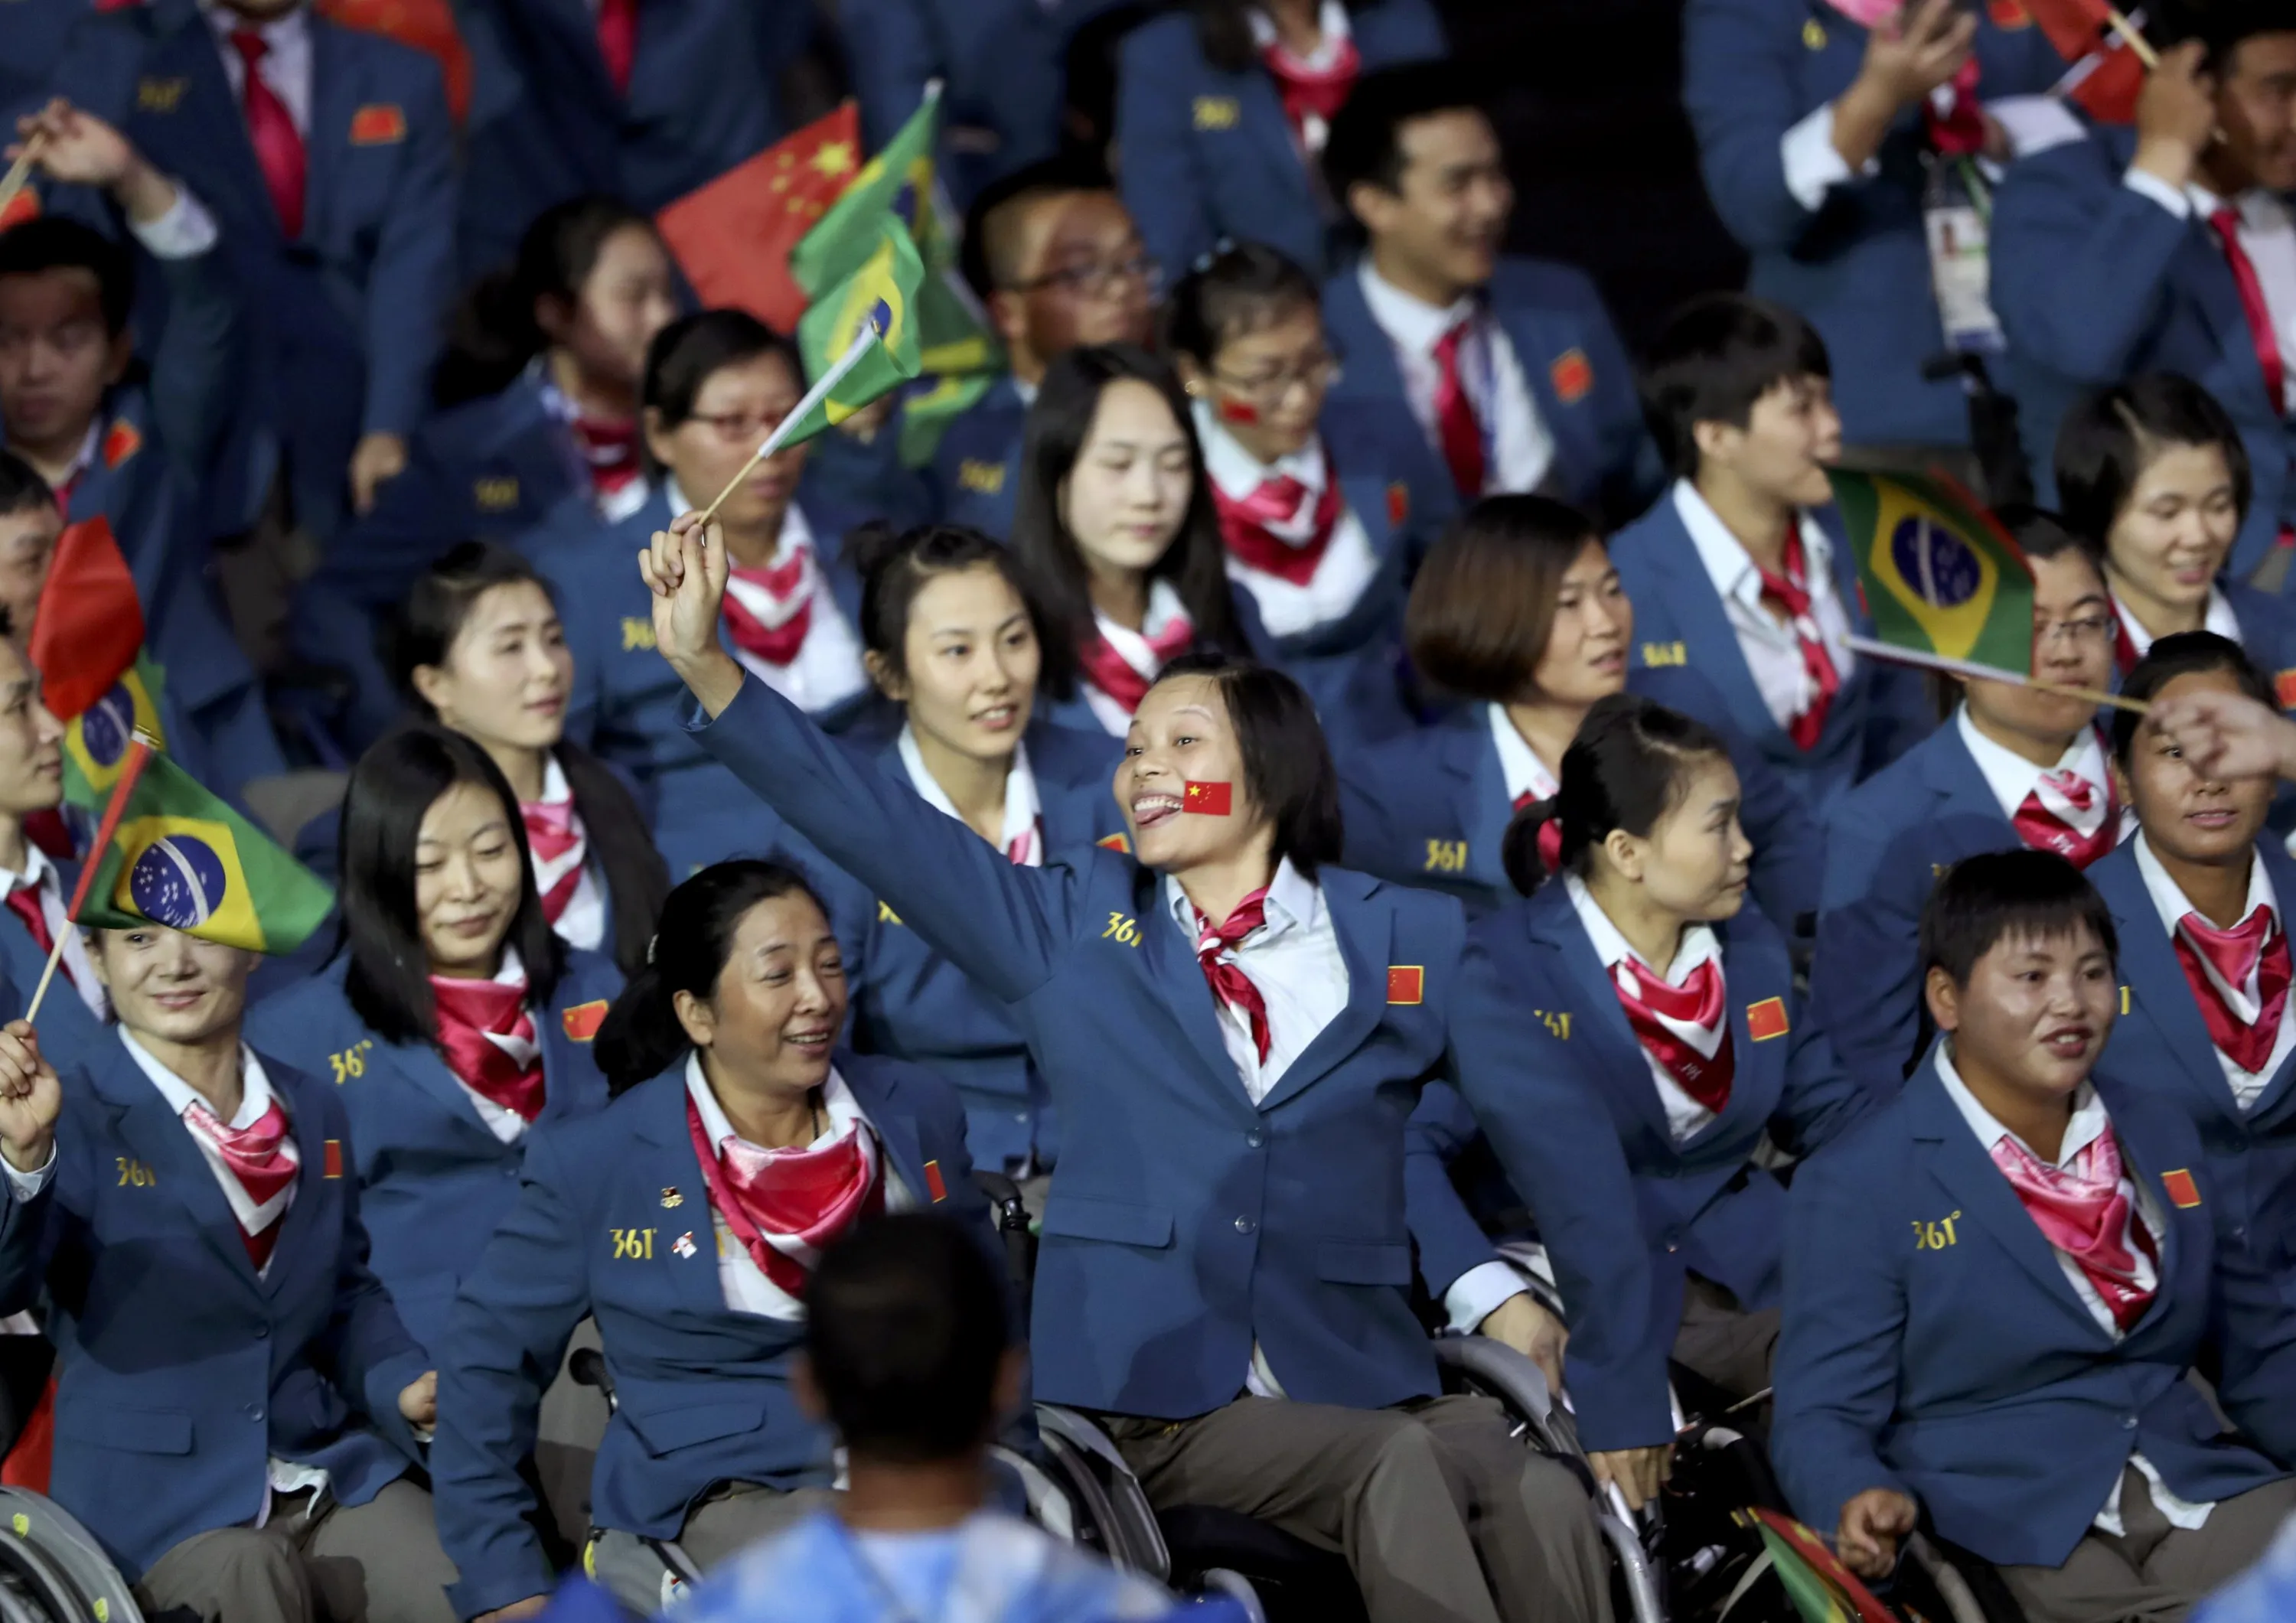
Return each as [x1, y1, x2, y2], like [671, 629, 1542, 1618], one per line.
[1431, 1335, 1554, 1425]
[569, 1347, 614, 1408]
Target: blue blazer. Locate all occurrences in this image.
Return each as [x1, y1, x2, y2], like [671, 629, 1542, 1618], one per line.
[1339, 668, 1825, 930]
[430, 1054, 984, 1618]
[694, 675, 1467, 1417]
[925, 376, 1028, 539]
[1319, 256, 1659, 536]
[5, 867, 106, 1079]
[1436, 885, 1867, 1451]
[244, 950, 623, 1356]
[54, 0, 458, 543]
[1609, 494, 1931, 818]
[1681, 0, 2065, 448]
[1114, 0, 1446, 278]
[1994, 127, 2294, 582]
[1772, 1054, 2296, 1568]
[850, 721, 1125, 1174]
[0, 1036, 429, 1580]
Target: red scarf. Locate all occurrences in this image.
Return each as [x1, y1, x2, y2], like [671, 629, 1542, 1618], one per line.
[2013, 765, 2118, 870]
[1924, 57, 1986, 158]
[1212, 456, 1345, 586]
[685, 1092, 885, 1295]
[569, 417, 642, 503]
[1754, 526, 1841, 751]
[1261, 30, 1360, 150]
[2174, 904, 2294, 1076]
[1991, 1128, 2159, 1333]
[430, 975, 546, 1122]
[721, 546, 814, 668]
[520, 794, 588, 927]
[183, 1097, 298, 1269]
[1611, 954, 1734, 1116]
[1077, 612, 1195, 715]
[1194, 888, 1273, 1065]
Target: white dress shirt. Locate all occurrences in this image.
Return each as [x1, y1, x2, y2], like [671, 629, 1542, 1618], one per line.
[898, 727, 1043, 866]
[1565, 874, 1727, 1142]
[2114, 587, 2244, 664]
[1195, 403, 1380, 640]
[531, 755, 606, 954]
[529, 361, 654, 526]
[1779, 95, 2082, 213]
[2133, 834, 2296, 1112]
[1672, 479, 1856, 735]
[0, 847, 105, 1021]
[1955, 706, 2115, 827]
[1082, 578, 1192, 736]
[1357, 262, 1556, 497]
[1486, 706, 1557, 806]
[441, 948, 541, 1146]
[201, 0, 312, 135]
[1935, 1045, 2209, 1536]
[684, 1054, 914, 1320]
[2123, 172, 2296, 418]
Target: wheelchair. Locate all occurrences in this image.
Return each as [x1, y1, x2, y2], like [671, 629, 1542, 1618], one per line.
[0, 1489, 148, 1623]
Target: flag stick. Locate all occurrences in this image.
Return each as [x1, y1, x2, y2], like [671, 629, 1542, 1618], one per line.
[26, 733, 155, 1025]
[0, 133, 48, 229]
[2105, 3, 2159, 70]
[692, 324, 882, 531]
[1844, 634, 2147, 715]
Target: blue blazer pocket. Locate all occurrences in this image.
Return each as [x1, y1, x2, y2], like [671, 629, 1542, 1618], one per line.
[1316, 1240, 1414, 1286]
[1039, 1195, 1174, 1250]
[623, 1399, 767, 1456]
[56, 1403, 194, 1455]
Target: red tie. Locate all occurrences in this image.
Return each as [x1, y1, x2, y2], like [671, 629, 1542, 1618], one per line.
[2012, 768, 2117, 870]
[719, 548, 814, 668]
[429, 976, 546, 1122]
[1754, 526, 1841, 751]
[685, 1093, 885, 1295]
[1924, 56, 1986, 157]
[5, 885, 54, 961]
[1076, 614, 1196, 716]
[595, 0, 638, 95]
[183, 1098, 298, 1269]
[2210, 207, 2287, 418]
[520, 799, 587, 926]
[1212, 464, 1345, 586]
[2174, 904, 2293, 1076]
[1194, 888, 1273, 1066]
[230, 30, 306, 241]
[1991, 1129, 2158, 1333]
[1260, 34, 1361, 150]
[1610, 955, 1735, 1116]
[569, 418, 642, 503]
[1005, 819, 1042, 868]
[1430, 319, 1487, 500]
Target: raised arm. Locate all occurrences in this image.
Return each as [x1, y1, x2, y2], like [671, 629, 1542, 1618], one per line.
[644, 513, 1075, 1005]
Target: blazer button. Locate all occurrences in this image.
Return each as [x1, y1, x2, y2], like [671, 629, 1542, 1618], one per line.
[253, 1325, 269, 1340]
[246, 1405, 265, 1423]
[1245, 1128, 1265, 1149]
[2123, 1416, 2138, 1430]
[1233, 1215, 1257, 1235]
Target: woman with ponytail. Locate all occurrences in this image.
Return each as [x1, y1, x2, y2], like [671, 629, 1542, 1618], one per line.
[1421, 692, 1873, 1516]
[430, 860, 984, 1619]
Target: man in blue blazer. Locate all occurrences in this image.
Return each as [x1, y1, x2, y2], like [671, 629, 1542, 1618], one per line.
[1318, 64, 1658, 539]
[1116, 0, 1446, 279]
[926, 165, 1154, 537]
[49, 0, 458, 543]
[1683, 0, 2066, 450]
[1774, 852, 2296, 1615]
[1815, 516, 2121, 1091]
[1992, 20, 2296, 583]
[1609, 294, 1929, 817]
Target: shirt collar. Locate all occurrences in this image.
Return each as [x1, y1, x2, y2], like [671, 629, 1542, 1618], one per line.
[2133, 829, 2275, 941]
[1953, 706, 2106, 822]
[0, 842, 60, 898]
[896, 726, 1041, 854]
[201, 1, 307, 52]
[1357, 259, 1476, 355]
[2113, 588, 2241, 662]
[1192, 399, 1324, 498]
[1094, 578, 1191, 660]
[1935, 1039, 2107, 1172]
[1012, 376, 1039, 410]
[537, 752, 572, 810]
[119, 1028, 275, 1131]
[1561, 871, 1720, 987]
[1671, 478, 1829, 611]
[683, 1050, 860, 1156]
[2186, 181, 2291, 233]
[1486, 705, 1557, 804]
[1163, 856, 1320, 940]
[1248, 0, 1352, 64]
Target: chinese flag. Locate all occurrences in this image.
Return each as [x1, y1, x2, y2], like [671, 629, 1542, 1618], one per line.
[657, 103, 864, 337]
[2020, 0, 2147, 123]
[28, 517, 144, 721]
[315, 0, 471, 125]
[1182, 781, 1232, 816]
[1746, 997, 1791, 1042]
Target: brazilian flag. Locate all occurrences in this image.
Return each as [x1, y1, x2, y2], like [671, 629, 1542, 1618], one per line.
[791, 87, 941, 297]
[1733, 1508, 1903, 1623]
[1830, 468, 2035, 673]
[77, 749, 331, 954]
[786, 216, 927, 447]
[61, 653, 168, 810]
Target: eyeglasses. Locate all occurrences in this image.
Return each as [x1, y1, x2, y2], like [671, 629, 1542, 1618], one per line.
[683, 409, 792, 444]
[2034, 614, 2115, 648]
[1012, 254, 1163, 301]
[1210, 350, 1342, 407]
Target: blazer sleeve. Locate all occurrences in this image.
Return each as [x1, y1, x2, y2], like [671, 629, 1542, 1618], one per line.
[1680, 0, 1836, 254]
[145, 222, 246, 486]
[2206, 1198, 2296, 1468]
[1404, 1080, 1505, 1299]
[1446, 937, 1671, 1451]
[360, 58, 457, 440]
[1769, 1133, 1914, 1540]
[1772, 1000, 1877, 1155]
[843, 0, 943, 155]
[0, 1159, 58, 1320]
[312, 1113, 430, 1462]
[1812, 799, 1930, 1093]
[1731, 737, 1820, 934]
[1114, 24, 1218, 288]
[690, 676, 1078, 1005]
[432, 1128, 592, 1618]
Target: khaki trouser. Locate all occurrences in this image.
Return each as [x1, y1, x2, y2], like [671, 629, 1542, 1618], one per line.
[133, 1478, 455, 1623]
[1996, 1468, 2296, 1623]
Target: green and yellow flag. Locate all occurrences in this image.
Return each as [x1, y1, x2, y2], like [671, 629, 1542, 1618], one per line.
[1829, 468, 2035, 673]
[785, 215, 928, 446]
[77, 746, 332, 954]
[1734, 1508, 1902, 1623]
[61, 653, 168, 810]
[790, 87, 940, 297]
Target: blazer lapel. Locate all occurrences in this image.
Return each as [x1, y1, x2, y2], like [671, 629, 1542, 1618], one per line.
[1142, 881, 1263, 1113]
[1453, 719, 1514, 879]
[634, 1075, 739, 1317]
[1254, 875, 1391, 1113]
[259, 1073, 335, 1298]
[1683, 930, 1789, 1151]
[1648, 504, 1784, 751]
[93, 1048, 265, 1294]
[1502, 304, 1596, 489]
[1921, 722, 2017, 829]
[1234, 69, 1306, 192]
[2091, 852, 2244, 1123]
[303, 18, 352, 247]
[2183, 232, 2278, 416]
[2100, 1103, 2193, 1344]
[846, 1064, 933, 1206]
[1525, 888, 1675, 1145]
[377, 1036, 507, 1143]
[166, 3, 281, 243]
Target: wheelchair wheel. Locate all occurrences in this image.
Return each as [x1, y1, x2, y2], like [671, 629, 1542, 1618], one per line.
[0, 1491, 142, 1623]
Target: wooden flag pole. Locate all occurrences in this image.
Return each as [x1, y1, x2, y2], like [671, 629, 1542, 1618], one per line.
[2105, 2, 2160, 70]
[0, 133, 48, 229]
[1844, 634, 2148, 715]
[692, 322, 883, 531]
[25, 732, 156, 1025]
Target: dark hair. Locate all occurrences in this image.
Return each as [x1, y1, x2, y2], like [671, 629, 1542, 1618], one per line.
[435, 196, 660, 408]
[593, 859, 832, 1093]
[1010, 344, 1250, 689]
[339, 724, 565, 1047]
[848, 522, 1072, 694]
[1407, 496, 1605, 702]
[1145, 650, 1343, 875]
[390, 542, 672, 977]
[0, 450, 57, 520]
[2053, 374, 2252, 555]
[1919, 849, 2117, 990]
[641, 310, 801, 480]
[1639, 293, 1832, 481]
[1163, 241, 1321, 365]
[1323, 60, 1491, 222]
[1993, 504, 2093, 566]
[0, 217, 132, 336]
[806, 1214, 1010, 1464]
[2110, 630, 2275, 764]
[1504, 693, 1732, 898]
[2154, 0, 2296, 70]
[959, 156, 1115, 304]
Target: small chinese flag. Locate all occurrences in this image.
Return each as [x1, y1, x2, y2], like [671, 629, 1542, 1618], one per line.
[2275, 670, 2296, 711]
[1385, 482, 1408, 528]
[347, 103, 407, 145]
[656, 103, 864, 335]
[28, 517, 143, 721]
[1183, 781, 1232, 816]
[562, 1000, 609, 1042]
[2161, 1168, 2201, 1209]
[1387, 966, 1424, 1005]
[922, 1159, 947, 1203]
[100, 419, 140, 470]
[1548, 348, 1593, 405]
[1746, 997, 1790, 1042]
[323, 1139, 344, 1180]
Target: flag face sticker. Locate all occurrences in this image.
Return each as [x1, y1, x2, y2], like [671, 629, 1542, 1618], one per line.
[561, 1000, 609, 1042]
[1830, 468, 2035, 671]
[1183, 781, 1232, 816]
[1387, 966, 1424, 1005]
[64, 664, 165, 802]
[2162, 1168, 2201, 1209]
[1746, 997, 1790, 1041]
